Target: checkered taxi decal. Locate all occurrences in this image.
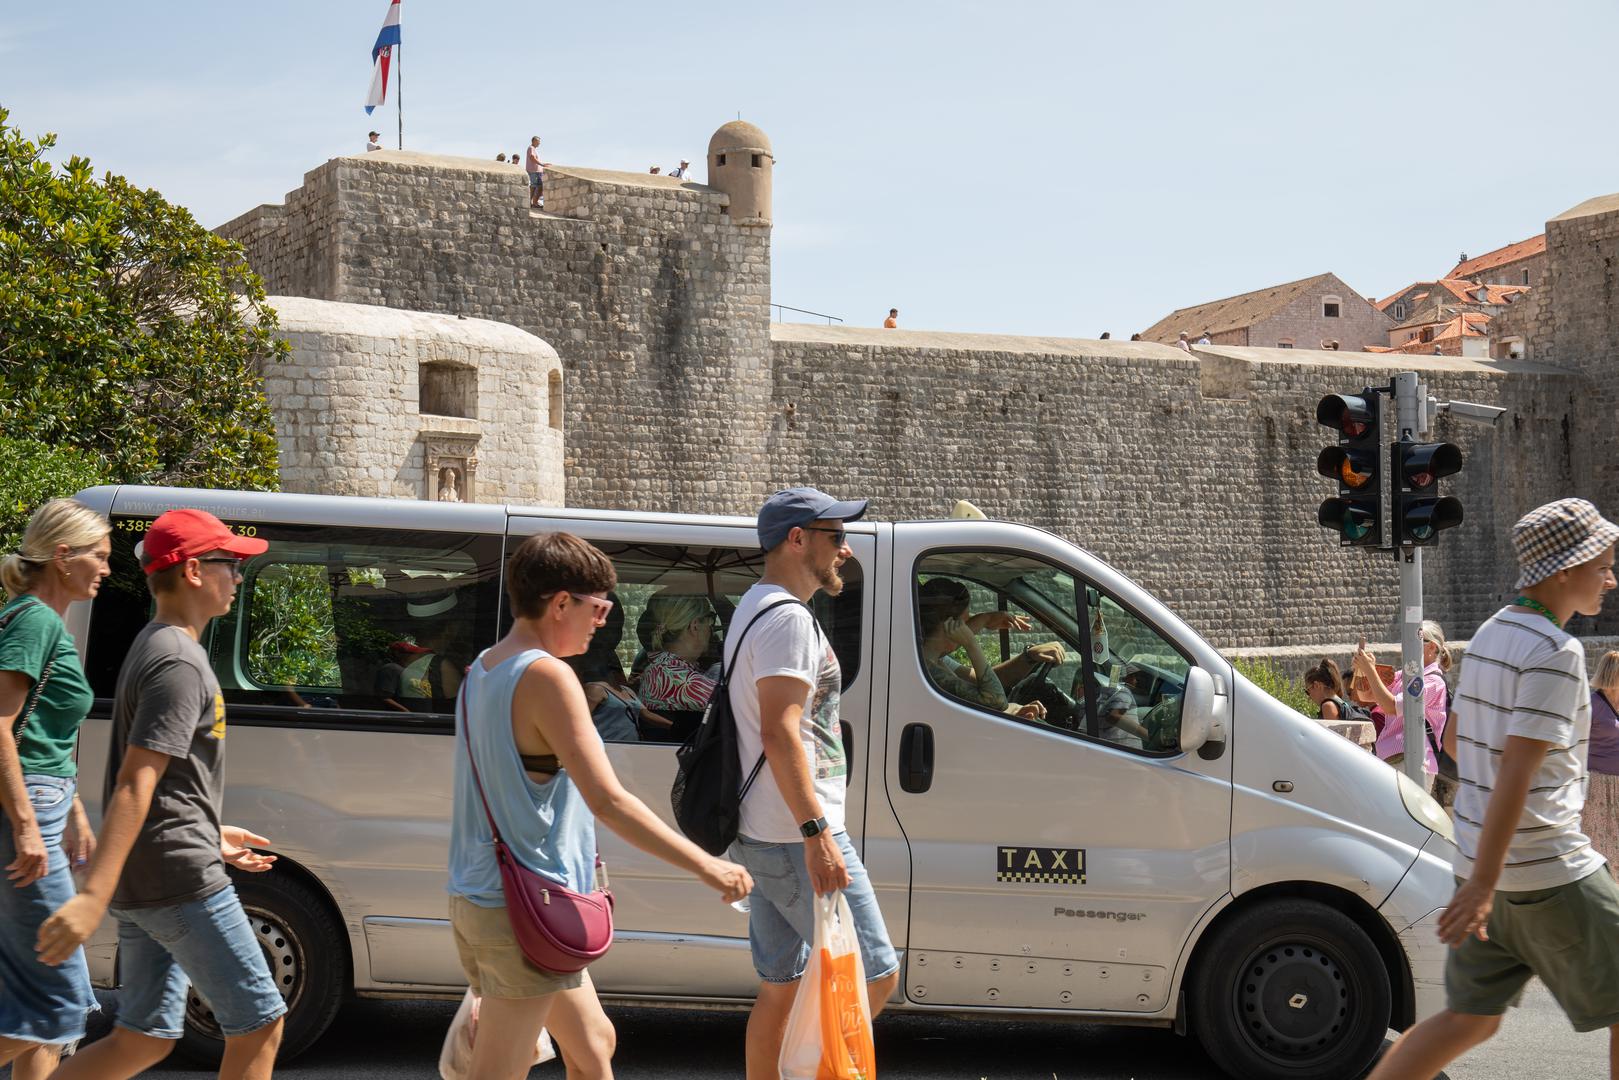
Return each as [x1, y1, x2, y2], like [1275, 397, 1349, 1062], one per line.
[996, 846, 1085, 885]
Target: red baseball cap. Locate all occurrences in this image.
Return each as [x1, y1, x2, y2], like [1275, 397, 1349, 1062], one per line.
[138, 508, 269, 575]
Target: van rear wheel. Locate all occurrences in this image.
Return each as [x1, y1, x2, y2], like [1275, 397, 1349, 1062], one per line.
[171, 870, 348, 1066]
[1190, 898, 1391, 1080]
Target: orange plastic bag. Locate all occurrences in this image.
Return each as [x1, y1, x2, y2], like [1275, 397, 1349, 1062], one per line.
[779, 892, 876, 1080]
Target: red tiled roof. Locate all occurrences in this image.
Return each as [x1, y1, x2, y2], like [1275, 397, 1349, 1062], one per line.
[1447, 235, 1546, 279]
[1142, 273, 1373, 343]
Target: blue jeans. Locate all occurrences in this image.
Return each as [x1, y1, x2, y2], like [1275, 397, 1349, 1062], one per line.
[0, 775, 97, 1044]
[114, 884, 286, 1039]
[730, 831, 900, 984]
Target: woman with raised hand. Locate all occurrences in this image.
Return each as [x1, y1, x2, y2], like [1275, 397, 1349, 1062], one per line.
[0, 500, 111, 1080]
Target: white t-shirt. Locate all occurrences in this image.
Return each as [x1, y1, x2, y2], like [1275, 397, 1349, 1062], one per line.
[727, 583, 846, 843]
[1453, 607, 1604, 891]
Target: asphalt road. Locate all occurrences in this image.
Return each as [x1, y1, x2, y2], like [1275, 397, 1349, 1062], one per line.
[4, 981, 1600, 1079]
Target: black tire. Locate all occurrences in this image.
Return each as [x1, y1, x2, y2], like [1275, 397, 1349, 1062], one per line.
[170, 869, 349, 1066]
[1190, 898, 1392, 1080]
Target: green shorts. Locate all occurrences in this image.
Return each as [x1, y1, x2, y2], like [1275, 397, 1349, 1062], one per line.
[1446, 866, 1619, 1032]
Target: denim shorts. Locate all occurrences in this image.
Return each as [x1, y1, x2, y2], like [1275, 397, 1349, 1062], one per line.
[527, 171, 543, 190]
[114, 883, 287, 1039]
[730, 831, 899, 984]
[0, 775, 98, 1044]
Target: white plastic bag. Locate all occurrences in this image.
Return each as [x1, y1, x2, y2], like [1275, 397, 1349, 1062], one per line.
[778, 892, 877, 1080]
[438, 988, 557, 1080]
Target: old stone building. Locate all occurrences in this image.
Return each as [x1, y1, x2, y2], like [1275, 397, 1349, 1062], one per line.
[1140, 273, 1393, 353]
[1448, 234, 1547, 288]
[220, 122, 1615, 650]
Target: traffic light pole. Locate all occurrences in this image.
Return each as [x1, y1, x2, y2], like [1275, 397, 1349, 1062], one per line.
[1393, 372, 1428, 786]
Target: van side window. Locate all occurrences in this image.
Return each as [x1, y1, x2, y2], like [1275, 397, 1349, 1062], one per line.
[500, 537, 863, 745]
[87, 517, 503, 721]
[913, 551, 1187, 755]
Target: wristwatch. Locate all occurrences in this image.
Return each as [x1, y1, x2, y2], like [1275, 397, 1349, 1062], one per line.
[799, 816, 829, 838]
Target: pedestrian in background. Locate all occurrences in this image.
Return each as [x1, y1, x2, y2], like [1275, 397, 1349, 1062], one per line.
[446, 532, 749, 1079]
[1586, 649, 1619, 859]
[0, 501, 110, 1080]
[668, 159, 691, 179]
[725, 488, 901, 1080]
[40, 509, 286, 1080]
[1352, 621, 1451, 792]
[883, 308, 898, 328]
[1174, 331, 1191, 351]
[1302, 657, 1351, 721]
[1369, 497, 1619, 1079]
[366, 130, 382, 152]
[525, 136, 544, 209]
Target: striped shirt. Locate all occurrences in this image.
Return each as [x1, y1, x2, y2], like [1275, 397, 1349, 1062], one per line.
[1452, 607, 1603, 891]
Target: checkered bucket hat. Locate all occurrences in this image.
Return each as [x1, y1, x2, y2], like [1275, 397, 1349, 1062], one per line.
[1512, 498, 1619, 589]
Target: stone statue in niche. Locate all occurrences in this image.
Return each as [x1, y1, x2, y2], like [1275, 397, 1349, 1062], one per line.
[437, 466, 463, 503]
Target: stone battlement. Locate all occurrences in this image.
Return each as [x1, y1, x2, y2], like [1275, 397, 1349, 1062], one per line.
[219, 126, 1619, 649]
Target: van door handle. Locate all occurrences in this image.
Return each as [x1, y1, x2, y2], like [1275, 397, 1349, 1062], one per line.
[899, 723, 934, 794]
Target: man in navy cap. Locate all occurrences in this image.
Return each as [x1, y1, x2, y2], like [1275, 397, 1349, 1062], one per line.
[726, 488, 899, 1078]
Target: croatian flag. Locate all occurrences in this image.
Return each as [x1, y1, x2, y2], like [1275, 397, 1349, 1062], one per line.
[364, 0, 401, 114]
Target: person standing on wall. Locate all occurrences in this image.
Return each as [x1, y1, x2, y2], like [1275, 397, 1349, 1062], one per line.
[525, 136, 545, 209]
[883, 308, 898, 328]
[366, 131, 382, 152]
[37, 510, 289, 1080]
[1370, 498, 1619, 1080]
[0, 501, 111, 1080]
[726, 487, 901, 1079]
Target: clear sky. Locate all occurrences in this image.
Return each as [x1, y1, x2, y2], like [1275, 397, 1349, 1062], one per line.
[3, 1, 1614, 338]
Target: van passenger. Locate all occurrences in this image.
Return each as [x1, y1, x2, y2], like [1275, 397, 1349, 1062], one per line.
[917, 578, 1056, 721]
[638, 593, 720, 712]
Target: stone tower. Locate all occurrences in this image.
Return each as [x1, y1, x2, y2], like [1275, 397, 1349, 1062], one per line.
[707, 120, 773, 226]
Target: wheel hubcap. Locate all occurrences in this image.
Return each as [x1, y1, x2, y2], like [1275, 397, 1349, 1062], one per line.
[185, 905, 301, 1038]
[1236, 939, 1351, 1062]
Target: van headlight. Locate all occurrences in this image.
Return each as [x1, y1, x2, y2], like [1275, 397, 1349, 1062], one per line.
[1396, 768, 1455, 843]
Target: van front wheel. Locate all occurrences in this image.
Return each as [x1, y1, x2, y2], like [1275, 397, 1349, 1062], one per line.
[1190, 898, 1392, 1080]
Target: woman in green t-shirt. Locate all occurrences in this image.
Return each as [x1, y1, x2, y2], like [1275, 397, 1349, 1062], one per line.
[0, 499, 111, 1079]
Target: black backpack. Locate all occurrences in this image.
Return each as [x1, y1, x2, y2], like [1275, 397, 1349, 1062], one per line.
[671, 596, 806, 855]
[1334, 695, 1373, 724]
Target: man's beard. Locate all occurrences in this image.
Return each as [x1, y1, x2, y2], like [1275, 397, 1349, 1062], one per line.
[815, 560, 845, 596]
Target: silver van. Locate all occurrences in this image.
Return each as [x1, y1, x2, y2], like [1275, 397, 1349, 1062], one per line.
[68, 485, 1455, 1079]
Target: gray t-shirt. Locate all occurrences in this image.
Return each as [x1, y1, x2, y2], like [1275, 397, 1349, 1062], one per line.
[105, 623, 229, 909]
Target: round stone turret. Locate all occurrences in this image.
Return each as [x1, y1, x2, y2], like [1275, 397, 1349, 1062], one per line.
[707, 120, 773, 226]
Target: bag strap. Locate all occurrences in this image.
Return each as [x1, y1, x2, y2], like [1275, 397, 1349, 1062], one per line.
[717, 596, 820, 801]
[456, 671, 504, 846]
[0, 598, 58, 749]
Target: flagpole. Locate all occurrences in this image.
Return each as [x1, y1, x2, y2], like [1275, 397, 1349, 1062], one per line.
[396, 43, 403, 149]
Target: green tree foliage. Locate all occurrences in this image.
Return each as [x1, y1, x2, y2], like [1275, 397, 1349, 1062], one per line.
[0, 106, 284, 501]
[0, 436, 112, 555]
[1231, 656, 1318, 717]
[245, 564, 341, 689]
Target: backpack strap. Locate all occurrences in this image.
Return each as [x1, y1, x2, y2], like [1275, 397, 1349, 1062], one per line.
[717, 596, 816, 801]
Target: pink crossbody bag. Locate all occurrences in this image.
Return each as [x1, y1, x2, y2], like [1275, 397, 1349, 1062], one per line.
[458, 673, 614, 974]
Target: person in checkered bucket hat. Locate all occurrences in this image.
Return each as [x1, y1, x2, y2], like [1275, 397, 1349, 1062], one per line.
[1513, 497, 1619, 589]
[1371, 497, 1619, 1080]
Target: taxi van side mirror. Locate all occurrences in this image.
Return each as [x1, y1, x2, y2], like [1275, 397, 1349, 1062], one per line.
[1179, 667, 1226, 757]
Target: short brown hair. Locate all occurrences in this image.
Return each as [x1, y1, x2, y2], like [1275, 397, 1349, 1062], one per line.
[506, 532, 616, 619]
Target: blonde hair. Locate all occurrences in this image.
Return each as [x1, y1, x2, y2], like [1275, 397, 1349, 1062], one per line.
[1593, 651, 1619, 694]
[1419, 620, 1452, 672]
[1, 499, 111, 598]
[645, 593, 713, 651]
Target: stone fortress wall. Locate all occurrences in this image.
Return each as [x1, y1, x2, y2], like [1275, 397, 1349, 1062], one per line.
[219, 122, 1617, 650]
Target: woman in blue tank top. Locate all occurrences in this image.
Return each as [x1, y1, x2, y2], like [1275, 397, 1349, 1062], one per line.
[447, 532, 752, 1080]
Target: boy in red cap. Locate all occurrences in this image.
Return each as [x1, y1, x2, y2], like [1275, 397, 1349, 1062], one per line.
[38, 509, 289, 1080]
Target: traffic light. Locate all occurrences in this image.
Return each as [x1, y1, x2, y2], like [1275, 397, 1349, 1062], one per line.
[1316, 392, 1382, 547]
[1392, 438, 1463, 546]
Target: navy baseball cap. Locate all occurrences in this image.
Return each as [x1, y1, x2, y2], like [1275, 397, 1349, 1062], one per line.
[757, 487, 868, 551]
